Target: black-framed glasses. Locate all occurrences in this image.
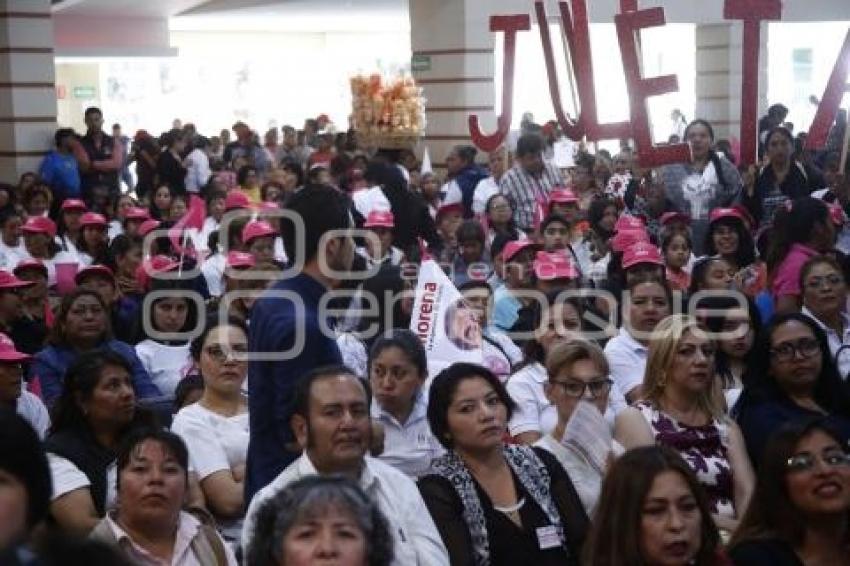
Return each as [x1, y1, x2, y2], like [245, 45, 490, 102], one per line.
[551, 378, 613, 399]
[770, 338, 820, 363]
[804, 274, 844, 289]
[786, 448, 850, 473]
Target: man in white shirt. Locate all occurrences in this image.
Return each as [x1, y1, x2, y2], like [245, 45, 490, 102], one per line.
[185, 137, 212, 193]
[0, 332, 49, 438]
[471, 147, 509, 216]
[242, 366, 449, 566]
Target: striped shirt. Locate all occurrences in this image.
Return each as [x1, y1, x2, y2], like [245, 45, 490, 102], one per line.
[499, 161, 565, 231]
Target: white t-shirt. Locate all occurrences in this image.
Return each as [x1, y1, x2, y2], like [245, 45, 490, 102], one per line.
[134, 340, 193, 397]
[201, 252, 226, 297]
[16, 390, 50, 439]
[352, 186, 391, 218]
[0, 239, 26, 270]
[48, 454, 117, 509]
[604, 328, 648, 399]
[507, 363, 557, 437]
[472, 176, 499, 216]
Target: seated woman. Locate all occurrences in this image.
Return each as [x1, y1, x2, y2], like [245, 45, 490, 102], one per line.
[418, 363, 588, 566]
[246, 475, 394, 566]
[728, 418, 850, 565]
[735, 312, 850, 468]
[368, 330, 444, 478]
[89, 428, 236, 565]
[44, 350, 157, 535]
[171, 316, 249, 543]
[604, 278, 673, 403]
[615, 315, 754, 532]
[535, 339, 618, 516]
[583, 445, 728, 566]
[32, 289, 159, 407]
[799, 255, 850, 380]
[688, 255, 736, 295]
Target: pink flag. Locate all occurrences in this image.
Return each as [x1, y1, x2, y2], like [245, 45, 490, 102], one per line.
[169, 195, 206, 258]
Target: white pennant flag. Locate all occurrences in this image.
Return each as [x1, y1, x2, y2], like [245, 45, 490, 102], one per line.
[420, 146, 433, 175]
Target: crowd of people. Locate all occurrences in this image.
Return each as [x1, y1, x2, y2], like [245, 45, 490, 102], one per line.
[0, 101, 849, 565]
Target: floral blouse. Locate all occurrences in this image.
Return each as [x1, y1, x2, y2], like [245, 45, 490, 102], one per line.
[636, 402, 735, 518]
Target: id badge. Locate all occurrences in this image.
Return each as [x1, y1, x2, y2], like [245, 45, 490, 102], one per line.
[536, 525, 560, 550]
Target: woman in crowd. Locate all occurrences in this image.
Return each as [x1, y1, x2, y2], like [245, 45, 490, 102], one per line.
[237, 165, 262, 204]
[615, 314, 754, 531]
[604, 278, 673, 403]
[704, 207, 762, 294]
[133, 281, 195, 399]
[172, 316, 249, 543]
[0, 209, 25, 270]
[11, 260, 51, 356]
[89, 428, 237, 565]
[107, 193, 136, 240]
[196, 189, 226, 254]
[245, 476, 394, 566]
[767, 197, 835, 314]
[32, 289, 159, 407]
[156, 129, 188, 194]
[662, 228, 692, 291]
[574, 197, 618, 283]
[507, 294, 584, 444]
[735, 312, 850, 467]
[728, 418, 850, 565]
[418, 363, 589, 566]
[75, 212, 109, 267]
[799, 255, 850, 380]
[21, 216, 60, 288]
[484, 194, 524, 246]
[744, 126, 822, 227]
[55, 199, 85, 257]
[106, 234, 144, 322]
[583, 445, 728, 566]
[535, 339, 616, 516]
[22, 184, 52, 219]
[0, 410, 51, 562]
[688, 256, 736, 295]
[368, 330, 443, 478]
[662, 119, 742, 256]
[150, 184, 175, 221]
[44, 350, 157, 535]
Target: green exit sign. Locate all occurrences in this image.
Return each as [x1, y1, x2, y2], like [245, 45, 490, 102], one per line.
[411, 54, 431, 72]
[73, 86, 97, 99]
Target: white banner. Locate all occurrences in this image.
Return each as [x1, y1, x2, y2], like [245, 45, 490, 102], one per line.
[410, 260, 483, 377]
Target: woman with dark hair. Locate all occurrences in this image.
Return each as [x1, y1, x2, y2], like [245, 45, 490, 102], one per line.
[172, 315, 249, 543]
[55, 199, 86, 257]
[246, 475, 394, 566]
[21, 216, 60, 288]
[729, 418, 850, 565]
[368, 330, 443, 478]
[583, 445, 727, 566]
[574, 197, 618, 282]
[21, 184, 52, 219]
[418, 362, 588, 565]
[149, 183, 175, 221]
[88, 428, 236, 564]
[744, 126, 823, 227]
[704, 208, 759, 291]
[43, 350, 156, 534]
[800, 255, 850, 380]
[155, 128, 188, 194]
[484, 193, 525, 246]
[441, 145, 489, 219]
[688, 255, 736, 295]
[32, 289, 159, 407]
[662, 119, 743, 255]
[735, 313, 850, 468]
[767, 197, 835, 314]
[237, 165, 261, 205]
[75, 212, 109, 267]
[0, 410, 51, 560]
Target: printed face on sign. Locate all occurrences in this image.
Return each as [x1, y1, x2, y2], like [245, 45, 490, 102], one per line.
[444, 298, 482, 351]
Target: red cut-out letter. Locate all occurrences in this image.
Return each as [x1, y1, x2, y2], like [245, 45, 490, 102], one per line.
[557, 1, 632, 142]
[723, 0, 782, 165]
[469, 15, 530, 152]
[805, 29, 850, 151]
[615, 8, 690, 167]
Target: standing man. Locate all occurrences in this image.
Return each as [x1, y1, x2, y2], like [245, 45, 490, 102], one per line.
[246, 184, 355, 501]
[500, 133, 564, 232]
[112, 123, 133, 193]
[223, 121, 270, 177]
[76, 107, 123, 202]
[277, 125, 312, 167]
[39, 128, 81, 202]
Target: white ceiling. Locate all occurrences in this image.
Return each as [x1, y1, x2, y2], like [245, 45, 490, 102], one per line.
[51, 0, 215, 18]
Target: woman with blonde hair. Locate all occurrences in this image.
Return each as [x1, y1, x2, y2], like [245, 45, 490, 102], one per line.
[614, 314, 754, 532]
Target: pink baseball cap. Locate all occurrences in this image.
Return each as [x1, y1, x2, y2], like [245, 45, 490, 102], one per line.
[226, 251, 256, 269]
[622, 241, 664, 269]
[0, 332, 31, 362]
[610, 228, 650, 253]
[13, 259, 47, 278]
[124, 207, 151, 221]
[533, 251, 580, 280]
[75, 264, 115, 285]
[501, 239, 540, 262]
[364, 210, 395, 229]
[614, 215, 645, 233]
[659, 211, 691, 226]
[436, 202, 463, 218]
[548, 188, 579, 205]
[138, 219, 161, 237]
[135, 255, 181, 292]
[0, 270, 33, 290]
[80, 212, 107, 229]
[242, 220, 277, 244]
[21, 216, 56, 238]
[709, 207, 749, 226]
[225, 190, 252, 211]
[61, 199, 87, 212]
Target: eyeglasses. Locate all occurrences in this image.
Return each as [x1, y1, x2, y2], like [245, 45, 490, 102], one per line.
[204, 344, 249, 362]
[786, 448, 850, 473]
[805, 274, 844, 290]
[770, 338, 820, 362]
[550, 378, 613, 399]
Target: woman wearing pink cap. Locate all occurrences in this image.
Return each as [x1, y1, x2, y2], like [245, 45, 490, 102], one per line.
[76, 212, 109, 267]
[359, 210, 403, 268]
[20, 216, 60, 288]
[56, 199, 86, 257]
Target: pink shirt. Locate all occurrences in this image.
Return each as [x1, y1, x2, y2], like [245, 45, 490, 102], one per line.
[771, 243, 818, 299]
